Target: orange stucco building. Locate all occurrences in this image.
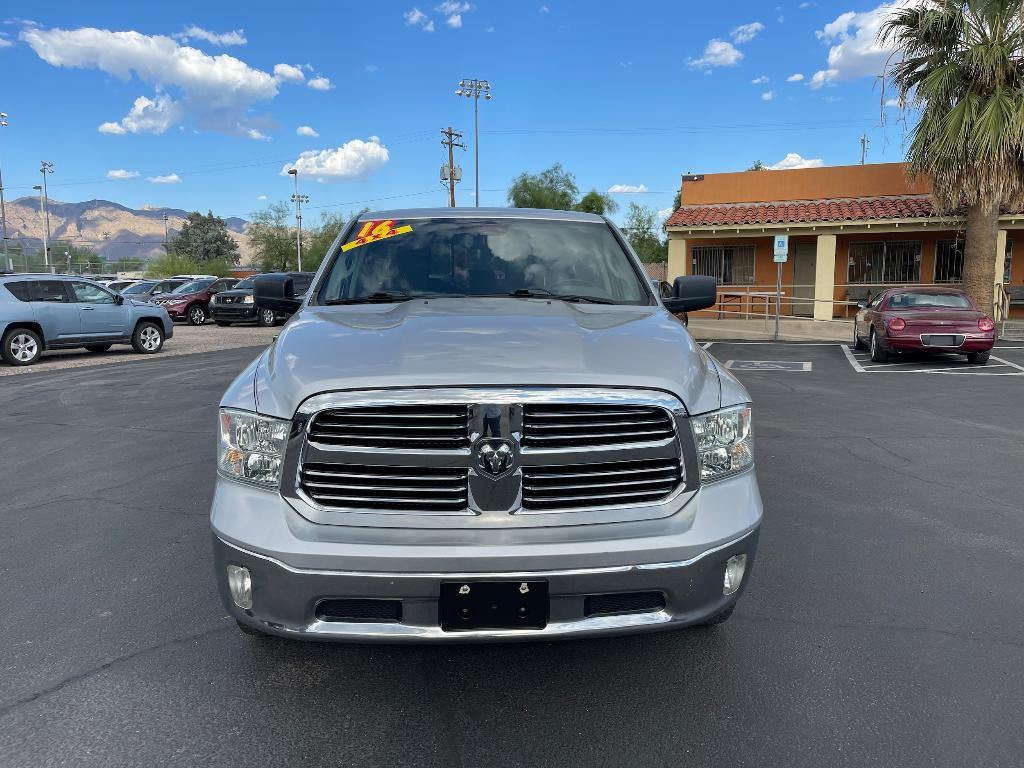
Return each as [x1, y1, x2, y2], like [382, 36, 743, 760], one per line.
[664, 163, 1023, 320]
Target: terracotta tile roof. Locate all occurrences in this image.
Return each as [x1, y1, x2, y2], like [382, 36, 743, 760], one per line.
[665, 194, 941, 228]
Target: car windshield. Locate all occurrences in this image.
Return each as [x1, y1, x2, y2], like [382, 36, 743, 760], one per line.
[232, 277, 256, 290]
[122, 281, 157, 294]
[317, 217, 649, 305]
[889, 292, 974, 309]
[173, 279, 214, 294]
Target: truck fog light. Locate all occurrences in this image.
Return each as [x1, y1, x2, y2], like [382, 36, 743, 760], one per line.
[723, 554, 746, 595]
[226, 564, 253, 609]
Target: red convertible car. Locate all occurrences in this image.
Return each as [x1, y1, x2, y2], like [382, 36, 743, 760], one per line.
[854, 287, 996, 364]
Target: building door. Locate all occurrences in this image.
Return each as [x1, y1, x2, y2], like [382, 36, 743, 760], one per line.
[792, 243, 817, 317]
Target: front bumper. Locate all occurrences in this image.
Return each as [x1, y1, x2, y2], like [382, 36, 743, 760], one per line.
[211, 305, 256, 321]
[211, 470, 762, 642]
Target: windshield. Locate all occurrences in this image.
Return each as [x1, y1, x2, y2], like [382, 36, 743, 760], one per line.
[889, 292, 974, 309]
[317, 218, 649, 305]
[232, 277, 256, 290]
[122, 281, 157, 294]
[173, 279, 214, 294]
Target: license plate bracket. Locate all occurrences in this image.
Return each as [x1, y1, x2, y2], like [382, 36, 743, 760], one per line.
[922, 334, 960, 347]
[440, 580, 548, 631]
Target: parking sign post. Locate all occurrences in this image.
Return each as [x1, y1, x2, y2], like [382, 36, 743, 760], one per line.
[772, 235, 789, 341]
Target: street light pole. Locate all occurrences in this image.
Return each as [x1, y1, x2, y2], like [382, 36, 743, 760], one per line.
[163, 212, 169, 253]
[455, 79, 491, 207]
[40, 161, 54, 273]
[0, 112, 9, 271]
[288, 168, 309, 271]
[33, 185, 49, 273]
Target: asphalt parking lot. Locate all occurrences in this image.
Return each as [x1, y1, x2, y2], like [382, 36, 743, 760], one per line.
[2, 342, 1023, 767]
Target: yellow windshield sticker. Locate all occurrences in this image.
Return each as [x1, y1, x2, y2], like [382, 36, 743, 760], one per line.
[341, 219, 413, 252]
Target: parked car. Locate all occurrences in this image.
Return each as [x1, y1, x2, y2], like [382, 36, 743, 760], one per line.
[120, 278, 189, 300]
[854, 286, 996, 364]
[213, 272, 313, 327]
[212, 208, 760, 642]
[152, 277, 238, 325]
[169, 273, 218, 280]
[0, 274, 173, 366]
[105, 280, 140, 293]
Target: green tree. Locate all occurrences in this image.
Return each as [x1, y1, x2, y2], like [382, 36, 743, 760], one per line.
[671, 190, 681, 212]
[248, 202, 296, 272]
[145, 251, 201, 278]
[622, 203, 668, 263]
[881, 0, 1024, 311]
[746, 160, 765, 171]
[507, 163, 579, 210]
[304, 210, 367, 273]
[573, 189, 618, 215]
[169, 211, 240, 265]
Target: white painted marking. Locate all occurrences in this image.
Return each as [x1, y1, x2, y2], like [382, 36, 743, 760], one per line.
[839, 344, 866, 373]
[701, 342, 714, 349]
[725, 360, 813, 371]
[991, 355, 1024, 373]
[702, 342, 839, 346]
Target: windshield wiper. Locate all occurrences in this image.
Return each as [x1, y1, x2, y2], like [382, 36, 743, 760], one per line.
[508, 288, 616, 305]
[324, 291, 414, 305]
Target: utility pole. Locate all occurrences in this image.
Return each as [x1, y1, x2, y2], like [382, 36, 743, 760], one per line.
[0, 112, 9, 272]
[40, 161, 54, 273]
[287, 168, 309, 271]
[162, 212, 170, 253]
[440, 126, 464, 207]
[455, 79, 492, 206]
[859, 134, 870, 165]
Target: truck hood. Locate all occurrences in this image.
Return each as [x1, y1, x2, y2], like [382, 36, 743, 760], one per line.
[237, 298, 733, 419]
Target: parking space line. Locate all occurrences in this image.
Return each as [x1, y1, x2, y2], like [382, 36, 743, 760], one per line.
[839, 343, 866, 373]
[701, 342, 714, 349]
[991, 355, 1024, 372]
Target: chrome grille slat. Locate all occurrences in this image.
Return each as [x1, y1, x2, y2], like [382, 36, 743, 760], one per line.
[300, 462, 468, 512]
[521, 458, 681, 511]
[521, 404, 675, 449]
[308, 406, 469, 449]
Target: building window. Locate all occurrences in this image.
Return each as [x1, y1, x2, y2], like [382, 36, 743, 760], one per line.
[934, 239, 964, 283]
[847, 241, 921, 284]
[1005, 239, 1013, 283]
[691, 244, 755, 285]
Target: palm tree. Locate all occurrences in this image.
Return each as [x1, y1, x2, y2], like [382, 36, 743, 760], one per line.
[881, 0, 1024, 312]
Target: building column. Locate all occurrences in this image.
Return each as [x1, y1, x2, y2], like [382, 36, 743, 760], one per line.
[813, 234, 837, 321]
[666, 235, 688, 281]
[996, 229, 1007, 283]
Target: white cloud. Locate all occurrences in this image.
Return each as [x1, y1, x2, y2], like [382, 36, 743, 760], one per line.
[767, 153, 823, 170]
[106, 169, 139, 180]
[751, 75, 769, 84]
[296, 125, 319, 137]
[436, 1, 471, 12]
[173, 25, 246, 46]
[0, 35, 12, 49]
[307, 76, 332, 91]
[810, 1, 915, 89]
[118, 93, 183, 135]
[688, 39, 743, 69]
[761, 90, 776, 101]
[607, 184, 648, 194]
[256, 194, 267, 200]
[730, 22, 764, 44]
[273, 62, 304, 83]
[447, 14, 463, 28]
[148, 173, 181, 184]
[539, 5, 550, 12]
[283, 137, 389, 182]
[20, 26, 279, 135]
[799, 2, 816, 7]
[885, 97, 901, 107]
[404, 7, 435, 31]
[246, 128, 270, 141]
[656, 207, 673, 223]
[787, 73, 804, 82]
[98, 121, 126, 135]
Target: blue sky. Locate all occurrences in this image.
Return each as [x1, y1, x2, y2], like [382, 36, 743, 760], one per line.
[0, 0, 909, 226]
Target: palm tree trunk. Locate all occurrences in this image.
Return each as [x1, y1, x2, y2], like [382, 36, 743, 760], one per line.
[962, 201, 999, 314]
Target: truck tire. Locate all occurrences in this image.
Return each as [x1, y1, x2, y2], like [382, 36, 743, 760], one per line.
[132, 322, 165, 354]
[187, 305, 207, 326]
[1, 327, 42, 366]
[966, 350, 990, 365]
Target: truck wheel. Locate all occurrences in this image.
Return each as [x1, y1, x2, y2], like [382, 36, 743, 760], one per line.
[1, 327, 42, 366]
[257, 308, 277, 327]
[869, 328, 888, 363]
[699, 606, 734, 627]
[966, 350, 990, 365]
[187, 305, 207, 326]
[85, 343, 112, 353]
[132, 322, 164, 354]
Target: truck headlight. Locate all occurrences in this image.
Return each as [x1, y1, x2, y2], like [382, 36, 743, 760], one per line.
[690, 405, 753, 482]
[218, 409, 290, 488]
[243, 295, 254, 304]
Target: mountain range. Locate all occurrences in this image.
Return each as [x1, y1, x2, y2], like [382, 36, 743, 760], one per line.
[2, 197, 251, 265]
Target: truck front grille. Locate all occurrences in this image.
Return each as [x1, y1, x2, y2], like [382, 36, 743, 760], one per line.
[520, 404, 674, 448]
[300, 463, 469, 512]
[308, 406, 470, 449]
[521, 458, 682, 510]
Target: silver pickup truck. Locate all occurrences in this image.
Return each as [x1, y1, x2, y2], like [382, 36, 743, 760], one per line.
[212, 208, 762, 642]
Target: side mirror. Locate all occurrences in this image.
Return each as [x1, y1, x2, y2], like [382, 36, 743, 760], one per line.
[857, 301, 867, 310]
[255, 274, 303, 314]
[114, 294, 124, 305]
[663, 275, 717, 313]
